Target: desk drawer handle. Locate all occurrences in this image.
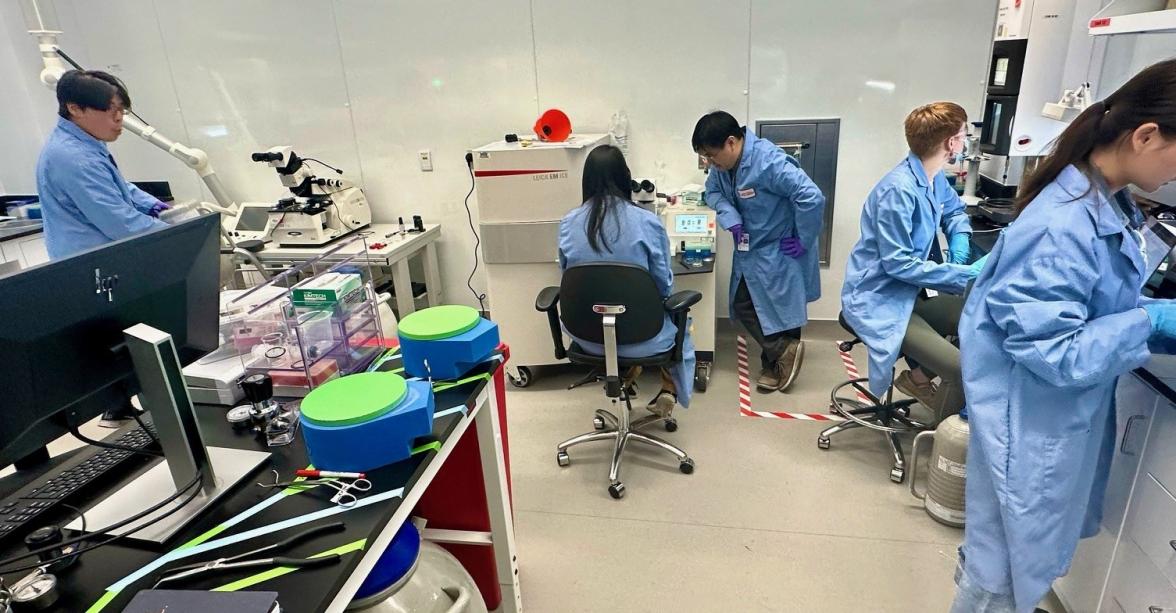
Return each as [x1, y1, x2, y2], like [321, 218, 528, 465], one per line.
[1122, 415, 1147, 456]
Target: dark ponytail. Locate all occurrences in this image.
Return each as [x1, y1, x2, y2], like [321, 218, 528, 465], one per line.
[1017, 58, 1176, 214]
[581, 145, 633, 253]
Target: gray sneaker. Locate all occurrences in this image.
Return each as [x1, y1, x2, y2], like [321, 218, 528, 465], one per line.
[645, 391, 676, 418]
[777, 340, 804, 392]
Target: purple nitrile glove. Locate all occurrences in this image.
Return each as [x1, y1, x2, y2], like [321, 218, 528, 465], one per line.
[780, 236, 806, 258]
[729, 224, 744, 245]
[147, 201, 171, 218]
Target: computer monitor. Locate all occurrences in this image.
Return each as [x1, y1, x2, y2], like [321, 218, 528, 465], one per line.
[0, 214, 221, 469]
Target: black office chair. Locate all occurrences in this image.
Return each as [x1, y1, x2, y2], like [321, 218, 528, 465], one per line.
[535, 263, 700, 499]
[819, 313, 932, 483]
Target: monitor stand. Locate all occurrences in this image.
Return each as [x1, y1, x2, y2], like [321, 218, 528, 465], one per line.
[67, 324, 270, 544]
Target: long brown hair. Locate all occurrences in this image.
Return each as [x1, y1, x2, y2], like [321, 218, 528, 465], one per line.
[1016, 58, 1176, 214]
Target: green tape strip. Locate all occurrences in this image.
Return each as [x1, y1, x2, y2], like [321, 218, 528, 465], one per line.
[85, 590, 119, 613]
[211, 538, 368, 592]
[412, 441, 442, 455]
[432, 372, 491, 393]
[391, 367, 405, 374]
[179, 468, 319, 551]
[178, 523, 228, 550]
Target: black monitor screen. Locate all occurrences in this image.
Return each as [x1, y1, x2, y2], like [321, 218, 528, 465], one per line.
[0, 214, 220, 467]
[235, 206, 271, 232]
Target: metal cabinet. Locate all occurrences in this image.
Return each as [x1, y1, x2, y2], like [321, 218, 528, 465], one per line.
[755, 118, 840, 264]
[1101, 401, 1176, 613]
[1055, 374, 1159, 613]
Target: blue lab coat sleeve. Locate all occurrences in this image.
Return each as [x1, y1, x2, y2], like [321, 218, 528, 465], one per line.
[939, 181, 972, 237]
[770, 155, 825, 249]
[57, 157, 167, 241]
[704, 168, 743, 231]
[644, 217, 674, 298]
[985, 226, 1152, 388]
[873, 186, 973, 293]
[126, 180, 163, 215]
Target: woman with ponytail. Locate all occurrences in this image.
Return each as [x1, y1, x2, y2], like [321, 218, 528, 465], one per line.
[953, 59, 1176, 612]
[557, 145, 696, 416]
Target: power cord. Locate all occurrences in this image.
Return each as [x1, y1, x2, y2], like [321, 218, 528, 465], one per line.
[463, 153, 487, 313]
[69, 425, 162, 458]
[0, 469, 204, 575]
[60, 504, 86, 535]
[301, 157, 344, 174]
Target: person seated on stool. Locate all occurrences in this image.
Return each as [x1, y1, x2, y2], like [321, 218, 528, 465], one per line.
[557, 145, 695, 418]
[841, 102, 985, 406]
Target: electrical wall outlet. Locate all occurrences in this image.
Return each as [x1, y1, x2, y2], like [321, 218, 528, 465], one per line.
[418, 150, 433, 172]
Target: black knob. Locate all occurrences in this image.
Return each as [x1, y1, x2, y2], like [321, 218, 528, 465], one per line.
[241, 374, 273, 404]
[25, 525, 61, 551]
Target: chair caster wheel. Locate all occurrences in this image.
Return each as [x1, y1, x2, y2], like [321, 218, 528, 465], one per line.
[608, 482, 625, 499]
[592, 417, 605, 430]
[556, 451, 570, 467]
[817, 436, 831, 450]
[890, 467, 905, 483]
[664, 418, 678, 432]
[679, 458, 695, 474]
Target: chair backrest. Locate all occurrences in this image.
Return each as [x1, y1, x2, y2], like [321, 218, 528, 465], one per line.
[560, 263, 665, 345]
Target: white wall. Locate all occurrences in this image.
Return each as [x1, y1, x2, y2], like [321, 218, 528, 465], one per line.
[0, 0, 998, 320]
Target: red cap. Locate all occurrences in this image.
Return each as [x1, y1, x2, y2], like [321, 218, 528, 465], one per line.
[533, 109, 572, 142]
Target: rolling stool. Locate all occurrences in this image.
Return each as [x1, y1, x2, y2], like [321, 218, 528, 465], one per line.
[818, 313, 932, 483]
[535, 263, 699, 499]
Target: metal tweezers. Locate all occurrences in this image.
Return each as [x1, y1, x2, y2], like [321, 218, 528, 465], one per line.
[153, 521, 346, 588]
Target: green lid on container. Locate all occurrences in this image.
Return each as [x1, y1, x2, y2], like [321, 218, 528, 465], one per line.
[301, 372, 408, 427]
[398, 305, 481, 341]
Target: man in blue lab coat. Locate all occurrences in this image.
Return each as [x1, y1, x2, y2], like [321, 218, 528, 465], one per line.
[36, 70, 169, 427]
[693, 111, 825, 392]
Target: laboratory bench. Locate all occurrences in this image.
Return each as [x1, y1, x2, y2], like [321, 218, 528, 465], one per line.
[0, 351, 520, 613]
[0, 221, 47, 270]
[253, 223, 443, 319]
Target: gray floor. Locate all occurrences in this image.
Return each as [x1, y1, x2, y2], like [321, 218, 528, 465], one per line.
[505, 321, 966, 612]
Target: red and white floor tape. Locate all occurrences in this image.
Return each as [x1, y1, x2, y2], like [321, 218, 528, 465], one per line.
[737, 336, 875, 422]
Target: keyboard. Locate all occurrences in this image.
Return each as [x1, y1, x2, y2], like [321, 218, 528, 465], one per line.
[0, 426, 159, 547]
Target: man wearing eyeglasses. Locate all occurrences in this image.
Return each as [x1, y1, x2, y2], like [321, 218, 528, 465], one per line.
[36, 70, 168, 263]
[35, 70, 169, 428]
[692, 110, 826, 392]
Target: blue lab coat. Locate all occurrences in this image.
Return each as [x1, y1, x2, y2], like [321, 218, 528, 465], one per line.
[558, 197, 696, 408]
[36, 117, 167, 260]
[704, 128, 825, 334]
[841, 151, 974, 396]
[959, 165, 1153, 612]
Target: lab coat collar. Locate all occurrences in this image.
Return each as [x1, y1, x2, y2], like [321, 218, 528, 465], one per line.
[904, 151, 931, 189]
[55, 116, 109, 156]
[1057, 165, 1128, 238]
[735, 127, 758, 177]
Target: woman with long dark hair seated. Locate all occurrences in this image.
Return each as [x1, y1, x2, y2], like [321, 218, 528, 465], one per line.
[557, 145, 696, 417]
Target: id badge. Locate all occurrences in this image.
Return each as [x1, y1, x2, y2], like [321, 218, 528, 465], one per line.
[737, 232, 751, 252]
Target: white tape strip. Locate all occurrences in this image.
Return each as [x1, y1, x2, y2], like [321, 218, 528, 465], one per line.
[109, 487, 404, 592]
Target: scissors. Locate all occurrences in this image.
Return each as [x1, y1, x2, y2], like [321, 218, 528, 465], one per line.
[257, 470, 373, 507]
[154, 522, 345, 588]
